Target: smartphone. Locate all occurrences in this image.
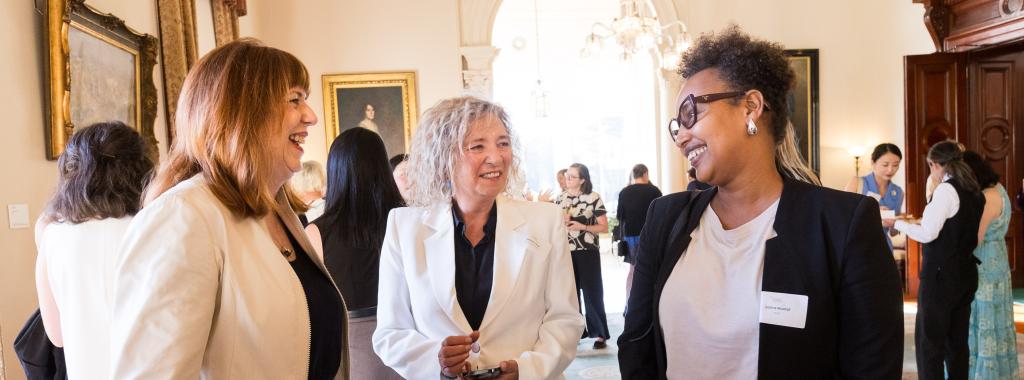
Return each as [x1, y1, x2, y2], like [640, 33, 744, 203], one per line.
[464, 367, 502, 379]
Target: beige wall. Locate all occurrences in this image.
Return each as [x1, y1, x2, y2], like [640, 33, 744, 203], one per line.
[238, 0, 464, 166]
[679, 0, 935, 190]
[0, 0, 166, 378]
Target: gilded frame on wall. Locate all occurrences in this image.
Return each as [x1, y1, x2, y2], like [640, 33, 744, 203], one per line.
[45, 0, 159, 161]
[321, 72, 418, 156]
[784, 49, 820, 173]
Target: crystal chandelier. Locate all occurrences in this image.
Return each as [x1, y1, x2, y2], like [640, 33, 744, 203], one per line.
[581, 0, 692, 70]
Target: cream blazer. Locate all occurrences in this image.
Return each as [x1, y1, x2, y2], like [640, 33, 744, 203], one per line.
[110, 176, 350, 379]
[372, 197, 585, 380]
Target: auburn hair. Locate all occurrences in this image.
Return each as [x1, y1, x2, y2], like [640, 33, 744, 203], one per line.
[144, 38, 310, 218]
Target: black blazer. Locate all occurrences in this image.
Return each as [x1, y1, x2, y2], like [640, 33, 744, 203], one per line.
[618, 179, 904, 379]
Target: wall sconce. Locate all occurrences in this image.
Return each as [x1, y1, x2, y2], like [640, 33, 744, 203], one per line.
[847, 146, 866, 176]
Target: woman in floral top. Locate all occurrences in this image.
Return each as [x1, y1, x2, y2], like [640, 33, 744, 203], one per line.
[556, 163, 611, 349]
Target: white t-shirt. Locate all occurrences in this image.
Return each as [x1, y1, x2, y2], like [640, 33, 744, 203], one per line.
[42, 217, 132, 379]
[660, 199, 780, 380]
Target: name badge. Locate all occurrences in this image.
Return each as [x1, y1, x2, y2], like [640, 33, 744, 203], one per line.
[759, 291, 808, 329]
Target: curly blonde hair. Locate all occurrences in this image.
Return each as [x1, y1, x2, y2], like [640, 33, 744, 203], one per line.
[405, 96, 524, 207]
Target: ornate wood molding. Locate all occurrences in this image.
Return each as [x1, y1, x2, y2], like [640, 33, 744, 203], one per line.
[915, 0, 1024, 52]
[157, 0, 198, 145]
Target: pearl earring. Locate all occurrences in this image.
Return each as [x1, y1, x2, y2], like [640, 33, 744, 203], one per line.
[746, 119, 758, 136]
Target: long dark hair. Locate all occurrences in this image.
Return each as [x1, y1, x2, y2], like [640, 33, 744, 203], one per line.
[928, 141, 980, 193]
[962, 151, 1000, 189]
[319, 128, 404, 247]
[570, 163, 594, 194]
[44, 121, 154, 224]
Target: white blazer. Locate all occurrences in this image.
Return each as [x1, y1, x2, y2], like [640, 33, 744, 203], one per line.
[372, 197, 585, 380]
[110, 176, 349, 379]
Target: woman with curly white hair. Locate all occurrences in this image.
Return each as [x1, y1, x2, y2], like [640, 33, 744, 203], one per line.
[372, 96, 584, 380]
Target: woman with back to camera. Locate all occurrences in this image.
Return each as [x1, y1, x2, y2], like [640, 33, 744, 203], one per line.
[305, 127, 404, 379]
[34, 121, 153, 379]
[845, 143, 904, 249]
[556, 162, 611, 349]
[961, 150, 1018, 379]
[372, 96, 584, 380]
[617, 26, 903, 379]
[110, 39, 349, 379]
[887, 141, 984, 380]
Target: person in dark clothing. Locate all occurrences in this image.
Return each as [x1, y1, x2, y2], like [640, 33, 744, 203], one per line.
[616, 164, 662, 303]
[889, 140, 985, 380]
[686, 168, 712, 191]
[306, 127, 405, 380]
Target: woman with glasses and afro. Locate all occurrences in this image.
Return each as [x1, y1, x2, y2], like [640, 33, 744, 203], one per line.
[617, 26, 904, 379]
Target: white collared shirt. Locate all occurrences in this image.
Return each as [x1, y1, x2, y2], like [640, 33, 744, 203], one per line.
[894, 174, 959, 243]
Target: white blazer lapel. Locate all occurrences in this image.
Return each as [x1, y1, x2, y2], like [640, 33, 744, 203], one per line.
[479, 197, 528, 330]
[423, 203, 473, 332]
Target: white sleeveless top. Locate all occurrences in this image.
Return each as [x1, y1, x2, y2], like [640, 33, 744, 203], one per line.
[41, 217, 132, 379]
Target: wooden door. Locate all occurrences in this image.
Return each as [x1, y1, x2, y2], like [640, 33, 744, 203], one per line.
[904, 52, 969, 296]
[967, 45, 1024, 286]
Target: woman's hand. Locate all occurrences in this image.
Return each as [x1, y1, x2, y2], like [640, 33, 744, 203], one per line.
[566, 221, 586, 231]
[438, 331, 479, 378]
[494, 360, 519, 380]
[881, 218, 896, 228]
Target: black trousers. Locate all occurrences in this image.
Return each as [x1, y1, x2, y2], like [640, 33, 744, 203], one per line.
[571, 249, 610, 339]
[915, 274, 977, 380]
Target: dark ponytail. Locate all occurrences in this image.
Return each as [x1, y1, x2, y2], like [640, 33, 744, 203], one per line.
[927, 141, 979, 193]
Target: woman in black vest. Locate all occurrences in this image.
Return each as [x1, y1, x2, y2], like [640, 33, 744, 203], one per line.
[305, 127, 405, 379]
[889, 140, 984, 380]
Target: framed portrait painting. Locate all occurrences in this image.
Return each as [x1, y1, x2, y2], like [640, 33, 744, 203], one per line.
[321, 72, 418, 156]
[45, 0, 159, 160]
[784, 49, 820, 173]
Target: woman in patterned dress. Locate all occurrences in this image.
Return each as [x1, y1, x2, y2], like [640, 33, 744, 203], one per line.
[963, 151, 1019, 379]
[556, 163, 611, 349]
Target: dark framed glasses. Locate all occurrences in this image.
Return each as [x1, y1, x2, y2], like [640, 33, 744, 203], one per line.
[668, 91, 770, 139]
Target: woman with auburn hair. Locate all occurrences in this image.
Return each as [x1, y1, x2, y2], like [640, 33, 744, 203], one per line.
[34, 121, 153, 379]
[373, 96, 584, 380]
[110, 39, 349, 379]
[618, 26, 903, 379]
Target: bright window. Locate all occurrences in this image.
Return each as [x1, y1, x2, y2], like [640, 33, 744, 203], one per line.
[492, 0, 660, 212]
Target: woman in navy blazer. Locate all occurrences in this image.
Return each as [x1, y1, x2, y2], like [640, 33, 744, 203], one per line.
[617, 26, 904, 379]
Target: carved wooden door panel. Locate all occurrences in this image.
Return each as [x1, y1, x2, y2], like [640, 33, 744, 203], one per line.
[904, 52, 968, 296]
[968, 46, 1024, 286]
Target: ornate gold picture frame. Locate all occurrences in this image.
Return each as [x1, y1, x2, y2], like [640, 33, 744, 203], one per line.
[321, 72, 418, 156]
[45, 0, 159, 160]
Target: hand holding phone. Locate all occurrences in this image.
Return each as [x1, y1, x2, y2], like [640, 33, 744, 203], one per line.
[464, 367, 502, 379]
[438, 331, 479, 379]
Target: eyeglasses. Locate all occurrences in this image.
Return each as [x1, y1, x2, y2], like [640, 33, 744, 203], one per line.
[667, 91, 771, 139]
[564, 174, 581, 180]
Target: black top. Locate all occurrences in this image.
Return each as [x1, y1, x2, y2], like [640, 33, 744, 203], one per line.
[616, 183, 663, 236]
[617, 179, 904, 379]
[452, 203, 497, 331]
[920, 179, 985, 281]
[287, 232, 344, 380]
[311, 218, 381, 310]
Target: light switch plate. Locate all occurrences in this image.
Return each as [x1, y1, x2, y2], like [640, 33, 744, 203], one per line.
[8, 204, 29, 229]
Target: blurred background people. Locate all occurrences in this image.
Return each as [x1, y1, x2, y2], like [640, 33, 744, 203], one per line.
[890, 140, 984, 380]
[685, 168, 711, 191]
[962, 150, 1018, 379]
[389, 154, 411, 203]
[110, 39, 349, 378]
[34, 121, 153, 379]
[291, 160, 327, 225]
[373, 96, 583, 380]
[306, 128, 404, 379]
[845, 143, 904, 249]
[619, 26, 903, 379]
[556, 162, 611, 349]
[615, 163, 661, 306]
